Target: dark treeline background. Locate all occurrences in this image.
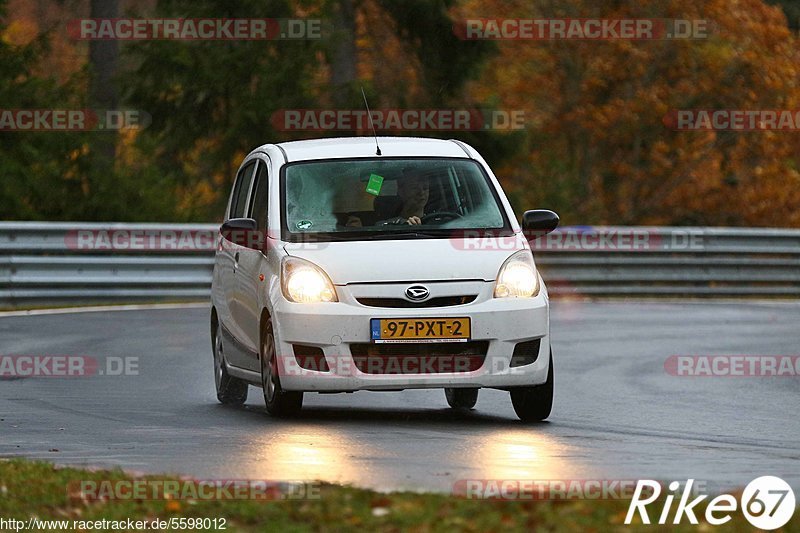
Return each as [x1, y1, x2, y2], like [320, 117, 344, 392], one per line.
[1, 0, 799, 226]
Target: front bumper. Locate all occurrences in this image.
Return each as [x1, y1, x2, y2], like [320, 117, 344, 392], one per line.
[272, 280, 551, 391]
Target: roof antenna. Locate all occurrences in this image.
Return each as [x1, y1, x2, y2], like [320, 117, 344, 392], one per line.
[361, 86, 382, 156]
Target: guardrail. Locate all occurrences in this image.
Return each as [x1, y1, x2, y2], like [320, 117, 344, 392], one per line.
[1, 222, 799, 307]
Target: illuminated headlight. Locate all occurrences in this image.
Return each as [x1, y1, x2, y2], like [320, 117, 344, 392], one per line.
[281, 257, 337, 303]
[493, 250, 540, 298]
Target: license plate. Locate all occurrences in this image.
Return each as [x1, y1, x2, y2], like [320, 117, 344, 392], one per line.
[371, 318, 471, 343]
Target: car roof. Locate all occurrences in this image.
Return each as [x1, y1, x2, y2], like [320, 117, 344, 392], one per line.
[253, 137, 473, 162]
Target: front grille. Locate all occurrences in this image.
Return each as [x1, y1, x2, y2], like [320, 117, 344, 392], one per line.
[356, 295, 477, 308]
[350, 341, 488, 374]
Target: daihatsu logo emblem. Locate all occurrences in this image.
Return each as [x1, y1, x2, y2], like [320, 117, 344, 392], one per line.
[405, 285, 430, 301]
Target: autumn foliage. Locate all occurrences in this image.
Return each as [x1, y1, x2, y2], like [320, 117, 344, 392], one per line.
[2, 0, 800, 227]
[456, 0, 800, 226]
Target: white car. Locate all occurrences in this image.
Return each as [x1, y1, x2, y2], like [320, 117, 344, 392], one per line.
[210, 137, 559, 421]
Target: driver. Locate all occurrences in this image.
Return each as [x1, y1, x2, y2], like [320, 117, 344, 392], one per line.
[378, 168, 430, 225]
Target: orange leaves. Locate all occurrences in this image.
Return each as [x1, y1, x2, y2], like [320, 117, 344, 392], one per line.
[456, 0, 800, 226]
[2, 18, 38, 46]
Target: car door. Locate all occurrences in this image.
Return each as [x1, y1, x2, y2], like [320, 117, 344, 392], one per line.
[219, 160, 257, 369]
[231, 157, 270, 372]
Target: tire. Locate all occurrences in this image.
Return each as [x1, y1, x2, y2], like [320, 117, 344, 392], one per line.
[261, 319, 303, 417]
[444, 388, 479, 410]
[510, 350, 554, 422]
[212, 322, 248, 405]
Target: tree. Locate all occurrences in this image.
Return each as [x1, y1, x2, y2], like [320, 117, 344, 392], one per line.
[122, 0, 323, 219]
[0, 0, 88, 220]
[765, 0, 800, 29]
[457, 0, 800, 227]
[88, 0, 119, 166]
[123, 0, 500, 220]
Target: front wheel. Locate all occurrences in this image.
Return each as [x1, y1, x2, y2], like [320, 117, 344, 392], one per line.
[261, 319, 303, 417]
[444, 388, 479, 410]
[212, 323, 248, 405]
[509, 350, 553, 422]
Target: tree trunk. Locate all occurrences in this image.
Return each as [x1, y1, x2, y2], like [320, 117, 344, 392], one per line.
[89, 0, 119, 164]
[330, 0, 357, 108]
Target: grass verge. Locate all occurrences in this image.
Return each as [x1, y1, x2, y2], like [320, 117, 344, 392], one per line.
[0, 459, 796, 532]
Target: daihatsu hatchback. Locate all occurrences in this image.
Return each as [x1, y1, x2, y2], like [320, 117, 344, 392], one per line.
[210, 137, 559, 421]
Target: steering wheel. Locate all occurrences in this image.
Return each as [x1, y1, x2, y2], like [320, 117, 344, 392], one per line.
[421, 211, 463, 224]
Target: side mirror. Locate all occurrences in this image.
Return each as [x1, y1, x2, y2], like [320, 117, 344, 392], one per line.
[220, 218, 262, 249]
[522, 210, 559, 239]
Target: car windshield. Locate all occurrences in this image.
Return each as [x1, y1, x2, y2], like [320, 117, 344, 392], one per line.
[282, 157, 510, 241]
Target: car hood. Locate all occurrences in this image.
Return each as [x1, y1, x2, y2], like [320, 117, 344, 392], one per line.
[283, 234, 529, 285]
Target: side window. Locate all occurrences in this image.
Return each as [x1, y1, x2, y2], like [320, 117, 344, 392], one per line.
[248, 161, 269, 232]
[229, 162, 256, 219]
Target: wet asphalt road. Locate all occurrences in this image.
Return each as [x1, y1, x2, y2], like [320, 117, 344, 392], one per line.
[1, 301, 798, 493]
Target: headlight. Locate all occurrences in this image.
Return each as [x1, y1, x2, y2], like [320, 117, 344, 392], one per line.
[281, 257, 338, 303]
[494, 250, 540, 298]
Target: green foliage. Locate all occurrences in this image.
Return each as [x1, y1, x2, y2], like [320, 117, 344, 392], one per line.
[376, 0, 495, 104]
[3, 459, 788, 532]
[121, 0, 323, 219]
[3, 0, 800, 226]
[0, 0, 502, 222]
[0, 3, 87, 220]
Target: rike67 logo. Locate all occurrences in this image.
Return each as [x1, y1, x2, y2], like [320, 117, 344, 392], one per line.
[626, 477, 795, 529]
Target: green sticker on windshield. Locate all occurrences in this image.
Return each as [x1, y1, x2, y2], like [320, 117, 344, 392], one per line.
[365, 174, 384, 196]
